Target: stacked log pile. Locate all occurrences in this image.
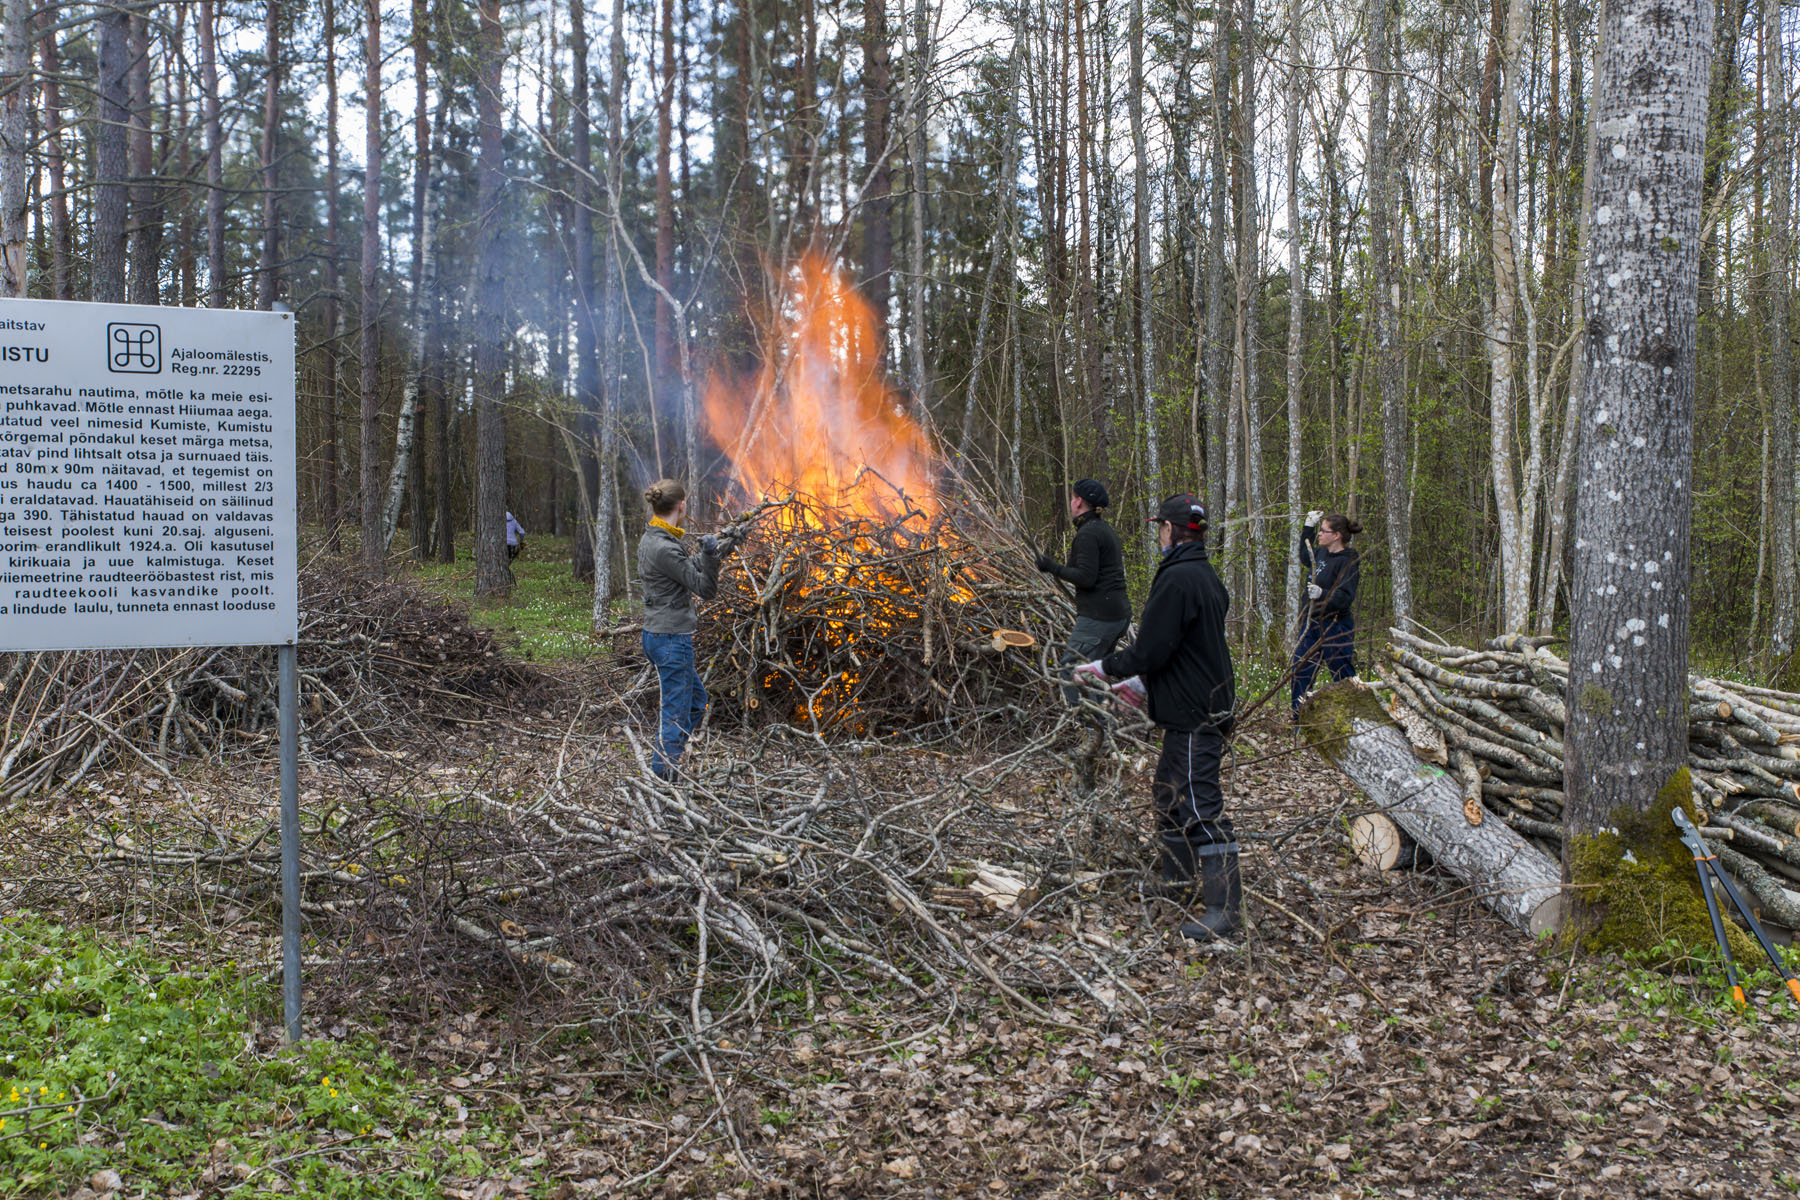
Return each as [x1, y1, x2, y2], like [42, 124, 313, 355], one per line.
[696, 494, 1071, 734]
[1374, 630, 1800, 928]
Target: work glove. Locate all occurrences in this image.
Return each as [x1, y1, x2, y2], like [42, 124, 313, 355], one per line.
[1304, 509, 1323, 528]
[1035, 552, 1058, 573]
[1112, 676, 1147, 712]
[1073, 660, 1110, 685]
[1307, 582, 1324, 600]
[700, 534, 721, 557]
[719, 526, 744, 551]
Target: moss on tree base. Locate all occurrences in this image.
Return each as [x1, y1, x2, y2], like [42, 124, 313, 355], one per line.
[1296, 679, 1392, 764]
[1564, 767, 1761, 962]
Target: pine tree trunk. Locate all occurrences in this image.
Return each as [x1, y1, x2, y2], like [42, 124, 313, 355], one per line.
[1766, 0, 1794, 664]
[864, 0, 893, 339]
[199, 0, 223, 307]
[126, 11, 155, 304]
[1563, 0, 1711, 865]
[473, 0, 510, 599]
[0, 0, 30, 298]
[1368, 0, 1412, 622]
[323, 0, 343, 547]
[94, 5, 129, 303]
[38, 6, 70, 301]
[359, 0, 384, 577]
[257, 2, 280, 309]
[570, 0, 601, 583]
[908, 0, 930, 422]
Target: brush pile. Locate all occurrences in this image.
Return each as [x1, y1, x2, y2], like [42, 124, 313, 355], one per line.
[0, 561, 541, 799]
[81, 712, 1160, 1060]
[1375, 629, 1800, 926]
[696, 494, 1073, 734]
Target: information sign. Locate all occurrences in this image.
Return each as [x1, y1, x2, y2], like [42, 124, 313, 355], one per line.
[0, 299, 297, 650]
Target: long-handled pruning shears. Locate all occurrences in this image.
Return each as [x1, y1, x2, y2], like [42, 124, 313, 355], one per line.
[1671, 807, 1800, 1011]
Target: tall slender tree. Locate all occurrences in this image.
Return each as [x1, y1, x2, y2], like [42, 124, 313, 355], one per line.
[258, 1, 281, 309]
[1765, 0, 1794, 662]
[95, 5, 130, 303]
[1130, 0, 1158, 509]
[863, 0, 893, 338]
[473, 0, 511, 599]
[38, 6, 71, 300]
[323, 0, 344, 546]
[199, 0, 223, 306]
[0, 0, 30, 297]
[1368, 0, 1412, 623]
[360, 0, 384, 576]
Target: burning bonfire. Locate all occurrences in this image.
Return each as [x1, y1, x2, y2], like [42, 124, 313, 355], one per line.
[696, 256, 1069, 734]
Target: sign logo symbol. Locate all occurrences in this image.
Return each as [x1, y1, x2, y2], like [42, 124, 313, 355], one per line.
[106, 322, 162, 374]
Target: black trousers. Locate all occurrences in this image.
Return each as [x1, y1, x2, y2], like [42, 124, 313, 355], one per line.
[1152, 725, 1236, 860]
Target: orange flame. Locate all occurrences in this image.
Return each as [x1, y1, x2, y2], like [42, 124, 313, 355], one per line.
[703, 254, 939, 522]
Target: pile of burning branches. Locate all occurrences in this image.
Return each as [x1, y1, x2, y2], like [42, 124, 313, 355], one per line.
[77, 709, 1167, 1067]
[697, 492, 1073, 734]
[1375, 629, 1800, 926]
[0, 561, 541, 799]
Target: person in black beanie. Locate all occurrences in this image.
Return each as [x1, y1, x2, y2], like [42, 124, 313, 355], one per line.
[1075, 493, 1240, 942]
[1036, 478, 1133, 706]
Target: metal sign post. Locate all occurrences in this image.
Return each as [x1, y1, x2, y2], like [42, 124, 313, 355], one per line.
[0, 297, 302, 1040]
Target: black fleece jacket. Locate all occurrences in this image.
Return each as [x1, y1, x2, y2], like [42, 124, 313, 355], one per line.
[1299, 527, 1359, 623]
[1048, 513, 1131, 622]
[1100, 541, 1234, 732]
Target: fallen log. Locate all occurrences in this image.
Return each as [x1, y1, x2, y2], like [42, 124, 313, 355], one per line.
[1300, 680, 1566, 937]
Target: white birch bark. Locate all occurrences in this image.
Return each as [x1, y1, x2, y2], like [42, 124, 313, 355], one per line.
[1766, 0, 1794, 661]
[1284, 0, 1305, 639]
[1130, 0, 1158, 497]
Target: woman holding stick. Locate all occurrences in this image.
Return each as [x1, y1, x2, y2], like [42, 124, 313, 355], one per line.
[1291, 510, 1363, 721]
[637, 480, 737, 779]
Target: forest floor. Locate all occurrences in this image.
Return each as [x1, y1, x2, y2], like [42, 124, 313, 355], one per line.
[4, 587, 1800, 1199]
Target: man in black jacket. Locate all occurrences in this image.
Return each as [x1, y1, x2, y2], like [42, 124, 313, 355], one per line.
[1036, 478, 1132, 706]
[1076, 493, 1240, 942]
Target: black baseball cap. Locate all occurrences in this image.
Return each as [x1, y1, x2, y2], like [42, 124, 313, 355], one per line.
[1150, 493, 1207, 532]
[1072, 478, 1110, 509]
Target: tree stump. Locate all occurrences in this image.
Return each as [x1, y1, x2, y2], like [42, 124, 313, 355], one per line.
[1301, 680, 1565, 937]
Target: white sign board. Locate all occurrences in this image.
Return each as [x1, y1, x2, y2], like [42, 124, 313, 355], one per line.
[0, 299, 297, 650]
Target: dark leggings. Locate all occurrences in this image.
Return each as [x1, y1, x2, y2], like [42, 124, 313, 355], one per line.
[1292, 617, 1356, 713]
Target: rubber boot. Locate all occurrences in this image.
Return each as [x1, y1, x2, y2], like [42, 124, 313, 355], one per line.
[1180, 847, 1242, 942]
[1157, 836, 1201, 902]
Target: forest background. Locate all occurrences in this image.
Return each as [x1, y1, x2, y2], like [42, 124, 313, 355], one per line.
[0, 0, 1791, 667]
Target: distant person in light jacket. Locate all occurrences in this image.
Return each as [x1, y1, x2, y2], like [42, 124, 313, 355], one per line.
[1291, 510, 1362, 721]
[636, 479, 738, 780]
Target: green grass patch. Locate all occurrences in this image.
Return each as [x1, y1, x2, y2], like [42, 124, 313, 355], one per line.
[408, 535, 622, 662]
[0, 913, 464, 1197]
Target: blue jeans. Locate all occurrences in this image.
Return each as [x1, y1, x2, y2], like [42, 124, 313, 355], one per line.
[1292, 617, 1356, 714]
[643, 631, 707, 776]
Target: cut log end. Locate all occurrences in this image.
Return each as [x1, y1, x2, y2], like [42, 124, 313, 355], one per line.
[1350, 811, 1415, 872]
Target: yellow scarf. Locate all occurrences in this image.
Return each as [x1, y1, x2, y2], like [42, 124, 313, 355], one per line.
[650, 515, 687, 540]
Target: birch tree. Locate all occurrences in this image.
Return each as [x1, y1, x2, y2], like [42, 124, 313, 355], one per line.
[1563, 0, 1711, 866]
[1283, 0, 1305, 636]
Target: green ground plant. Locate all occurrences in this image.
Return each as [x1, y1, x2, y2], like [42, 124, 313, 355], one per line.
[0, 914, 462, 1197]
